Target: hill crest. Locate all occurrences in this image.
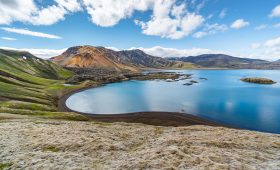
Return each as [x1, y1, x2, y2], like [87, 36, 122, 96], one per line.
[51, 45, 197, 71]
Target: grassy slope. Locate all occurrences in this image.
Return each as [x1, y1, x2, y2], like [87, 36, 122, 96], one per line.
[167, 61, 200, 69]
[0, 49, 88, 121]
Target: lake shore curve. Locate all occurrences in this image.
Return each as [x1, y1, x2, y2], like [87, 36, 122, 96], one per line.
[58, 85, 225, 127]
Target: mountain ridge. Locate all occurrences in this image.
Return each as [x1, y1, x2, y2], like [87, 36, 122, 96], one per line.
[167, 54, 280, 69]
[51, 45, 197, 71]
[51, 46, 280, 70]
[0, 49, 72, 80]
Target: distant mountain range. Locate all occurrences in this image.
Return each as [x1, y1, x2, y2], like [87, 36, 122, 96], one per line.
[168, 54, 280, 69]
[50, 46, 197, 71]
[44, 46, 280, 70]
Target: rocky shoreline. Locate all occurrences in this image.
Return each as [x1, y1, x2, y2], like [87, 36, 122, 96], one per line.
[64, 68, 192, 84]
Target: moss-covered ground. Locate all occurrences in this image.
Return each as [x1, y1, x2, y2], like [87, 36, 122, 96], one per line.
[0, 49, 88, 121]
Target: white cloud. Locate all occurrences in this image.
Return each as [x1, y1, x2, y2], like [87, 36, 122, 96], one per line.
[81, 0, 205, 39]
[82, 0, 153, 27]
[219, 8, 227, 19]
[30, 0, 81, 25]
[193, 31, 207, 38]
[135, 1, 204, 39]
[273, 23, 280, 28]
[0, 0, 37, 25]
[264, 36, 280, 48]
[254, 24, 267, 30]
[108, 44, 280, 61]
[251, 43, 261, 49]
[1, 27, 61, 39]
[1, 37, 17, 41]
[207, 14, 214, 19]
[231, 19, 250, 29]
[0, 46, 66, 59]
[37, 0, 81, 25]
[106, 46, 120, 51]
[247, 36, 280, 61]
[130, 46, 222, 57]
[55, 0, 81, 12]
[0, 0, 205, 39]
[269, 4, 280, 18]
[193, 23, 228, 38]
[0, 0, 81, 25]
[1, 45, 222, 59]
[195, 0, 208, 12]
[2, 44, 279, 61]
[29, 5, 67, 25]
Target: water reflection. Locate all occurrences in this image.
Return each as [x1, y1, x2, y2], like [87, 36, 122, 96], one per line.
[66, 70, 280, 133]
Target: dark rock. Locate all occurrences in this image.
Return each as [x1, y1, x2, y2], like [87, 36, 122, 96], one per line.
[190, 80, 198, 84]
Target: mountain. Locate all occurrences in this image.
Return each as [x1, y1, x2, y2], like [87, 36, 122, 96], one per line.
[0, 48, 85, 120]
[51, 45, 197, 71]
[274, 59, 280, 63]
[0, 49, 72, 80]
[51, 46, 138, 72]
[168, 54, 269, 69]
[118, 49, 170, 68]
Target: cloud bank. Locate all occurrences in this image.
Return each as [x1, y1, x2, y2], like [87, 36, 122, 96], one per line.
[0, 0, 206, 39]
[2, 41, 280, 61]
[0, 46, 66, 59]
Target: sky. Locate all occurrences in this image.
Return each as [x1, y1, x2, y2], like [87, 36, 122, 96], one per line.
[0, 0, 280, 61]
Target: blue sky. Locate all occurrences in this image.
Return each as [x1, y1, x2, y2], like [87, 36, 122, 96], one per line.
[0, 0, 280, 60]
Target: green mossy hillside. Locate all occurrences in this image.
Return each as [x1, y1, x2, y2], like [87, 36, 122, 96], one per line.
[0, 49, 88, 121]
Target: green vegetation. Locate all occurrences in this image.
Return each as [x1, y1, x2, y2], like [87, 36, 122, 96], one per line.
[0, 162, 12, 170]
[0, 49, 88, 121]
[42, 146, 60, 152]
[167, 61, 199, 69]
[132, 72, 185, 81]
[241, 77, 276, 84]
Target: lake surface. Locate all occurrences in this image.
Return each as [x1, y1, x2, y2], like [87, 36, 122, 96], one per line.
[66, 70, 280, 133]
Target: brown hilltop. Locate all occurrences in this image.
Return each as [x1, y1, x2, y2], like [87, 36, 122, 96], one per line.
[51, 46, 138, 72]
[51, 45, 197, 71]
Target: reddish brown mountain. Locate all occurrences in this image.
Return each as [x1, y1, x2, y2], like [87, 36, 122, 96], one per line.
[51, 45, 196, 71]
[51, 46, 138, 71]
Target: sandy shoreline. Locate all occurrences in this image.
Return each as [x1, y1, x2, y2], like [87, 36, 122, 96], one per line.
[58, 84, 226, 127]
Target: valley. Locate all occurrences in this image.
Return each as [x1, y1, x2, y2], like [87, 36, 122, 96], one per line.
[0, 48, 201, 124]
[1, 47, 280, 169]
[1, 1, 280, 169]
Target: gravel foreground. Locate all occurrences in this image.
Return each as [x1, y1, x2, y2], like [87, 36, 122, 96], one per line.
[1, 118, 280, 170]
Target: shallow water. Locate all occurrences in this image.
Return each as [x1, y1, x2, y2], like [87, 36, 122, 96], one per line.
[66, 70, 280, 133]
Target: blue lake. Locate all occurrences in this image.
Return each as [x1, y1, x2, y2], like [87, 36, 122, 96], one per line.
[66, 70, 280, 134]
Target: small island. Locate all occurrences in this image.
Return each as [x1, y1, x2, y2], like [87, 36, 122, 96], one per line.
[241, 77, 276, 84]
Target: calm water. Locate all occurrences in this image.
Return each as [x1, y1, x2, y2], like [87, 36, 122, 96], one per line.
[66, 70, 280, 133]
